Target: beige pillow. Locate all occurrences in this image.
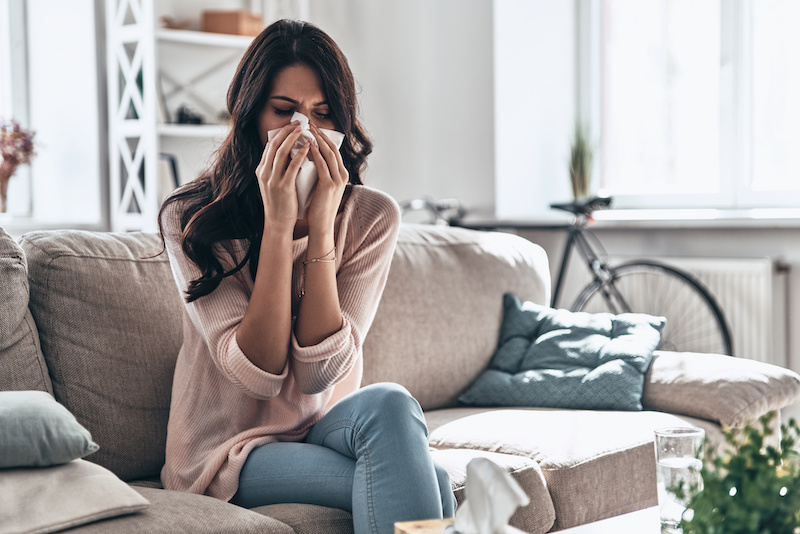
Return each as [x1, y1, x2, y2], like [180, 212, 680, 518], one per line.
[0, 459, 150, 534]
[642, 350, 800, 427]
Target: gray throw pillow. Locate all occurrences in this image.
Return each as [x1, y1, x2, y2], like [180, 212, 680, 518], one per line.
[0, 390, 99, 467]
[459, 294, 665, 411]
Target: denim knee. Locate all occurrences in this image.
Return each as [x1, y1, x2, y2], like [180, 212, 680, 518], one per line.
[357, 383, 427, 435]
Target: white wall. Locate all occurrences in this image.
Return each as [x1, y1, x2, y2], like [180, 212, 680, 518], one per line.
[494, 0, 576, 219]
[310, 0, 496, 215]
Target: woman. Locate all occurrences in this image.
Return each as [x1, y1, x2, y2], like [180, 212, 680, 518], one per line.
[158, 19, 455, 534]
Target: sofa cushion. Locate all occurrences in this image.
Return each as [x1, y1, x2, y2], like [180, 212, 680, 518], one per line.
[0, 459, 150, 534]
[459, 294, 664, 411]
[62, 486, 294, 533]
[0, 227, 52, 394]
[429, 448, 555, 534]
[21, 230, 184, 481]
[427, 406, 710, 530]
[362, 224, 551, 410]
[0, 390, 98, 468]
[643, 350, 800, 427]
[251, 503, 355, 534]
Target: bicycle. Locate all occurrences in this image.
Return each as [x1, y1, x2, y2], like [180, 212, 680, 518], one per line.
[550, 196, 733, 356]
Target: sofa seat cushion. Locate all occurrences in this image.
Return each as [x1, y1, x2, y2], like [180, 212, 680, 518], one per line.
[426, 407, 714, 531]
[59, 486, 294, 533]
[251, 503, 355, 534]
[0, 227, 52, 394]
[429, 448, 555, 534]
[21, 230, 185, 481]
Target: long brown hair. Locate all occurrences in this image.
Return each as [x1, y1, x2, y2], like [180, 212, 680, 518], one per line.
[158, 19, 372, 302]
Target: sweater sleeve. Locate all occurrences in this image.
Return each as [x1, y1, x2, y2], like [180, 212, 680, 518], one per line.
[160, 200, 288, 400]
[289, 189, 401, 394]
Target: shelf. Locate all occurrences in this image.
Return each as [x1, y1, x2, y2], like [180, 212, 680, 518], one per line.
[158, 123, 230, 138]
[156, 28, 253, 48]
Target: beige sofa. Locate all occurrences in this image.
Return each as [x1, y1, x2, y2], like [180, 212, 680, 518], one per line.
[2, 223, 799, 533]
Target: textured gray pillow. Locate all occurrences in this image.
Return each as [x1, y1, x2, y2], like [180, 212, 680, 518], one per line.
[0, 390, 98, 467]
[459, 294, 665, 411]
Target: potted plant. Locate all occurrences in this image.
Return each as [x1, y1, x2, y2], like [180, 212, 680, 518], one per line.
[679, 412, 800, 533]
[569, 122, 593, 201]
[0, 118, 36, 214]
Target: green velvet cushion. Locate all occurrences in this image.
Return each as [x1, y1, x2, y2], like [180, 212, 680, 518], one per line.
[0, 390, 98, 467]
[459, 294, 665, 411]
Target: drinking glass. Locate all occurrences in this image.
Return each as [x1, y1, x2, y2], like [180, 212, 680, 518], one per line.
[654, 427, 704, 533]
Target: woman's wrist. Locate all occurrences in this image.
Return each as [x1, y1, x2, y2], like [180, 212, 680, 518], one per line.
[262, 224, 294, 250]
[306, 236, 335, 262]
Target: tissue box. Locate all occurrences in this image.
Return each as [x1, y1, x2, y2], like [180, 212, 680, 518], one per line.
[394, 519, 454, 534]
[202, 10, 263, 37]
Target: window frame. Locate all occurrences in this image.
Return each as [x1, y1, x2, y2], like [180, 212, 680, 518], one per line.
[579, 0, 798, 212]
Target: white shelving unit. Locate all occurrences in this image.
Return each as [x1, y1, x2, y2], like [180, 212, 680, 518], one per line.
[105, 0, 251, 231]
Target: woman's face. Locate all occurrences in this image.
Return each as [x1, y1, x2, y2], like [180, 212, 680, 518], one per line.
[258, 63, 336, 144]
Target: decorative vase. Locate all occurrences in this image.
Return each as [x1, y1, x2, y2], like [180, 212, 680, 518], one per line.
[0, 159, 17, 214]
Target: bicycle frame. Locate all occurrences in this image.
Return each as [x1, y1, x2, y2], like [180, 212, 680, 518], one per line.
[551, 216, 620, 309]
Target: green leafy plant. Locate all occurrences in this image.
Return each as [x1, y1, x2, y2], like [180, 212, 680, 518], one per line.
[569, 122, 593, 200]
[679, 412, 800, 534]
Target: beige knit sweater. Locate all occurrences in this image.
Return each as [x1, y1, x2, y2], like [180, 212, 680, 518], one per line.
[159, 185, 400, 500]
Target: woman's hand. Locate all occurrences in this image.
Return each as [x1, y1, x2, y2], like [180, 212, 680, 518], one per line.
[305, 123, 349, 233]
[255, 121, 311, 230]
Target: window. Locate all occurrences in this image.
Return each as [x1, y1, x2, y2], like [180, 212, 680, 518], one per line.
[1, 0, 104, 227]
[592, 0, 800, 210]
[0, 0, 33, 218]
[751, 0, 800, 199]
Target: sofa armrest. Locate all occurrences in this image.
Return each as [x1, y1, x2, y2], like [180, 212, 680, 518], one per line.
[642, 351, 800, 428]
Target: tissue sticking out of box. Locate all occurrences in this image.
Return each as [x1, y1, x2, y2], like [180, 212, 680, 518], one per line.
[453, 458, 530, 534]
[264, 112, 345, 219]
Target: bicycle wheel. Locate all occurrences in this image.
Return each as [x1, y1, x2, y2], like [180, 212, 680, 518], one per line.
[571, 261, 733, 355]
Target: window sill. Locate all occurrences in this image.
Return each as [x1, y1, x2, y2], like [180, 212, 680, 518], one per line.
[591, 208, 800, 229]
[0, 216, 107, 240]
[458, 208, 800, 232]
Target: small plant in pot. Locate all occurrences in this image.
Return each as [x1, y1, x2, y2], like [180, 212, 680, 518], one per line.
[569, 122, 593, 201]
[678, 412, 800, 534]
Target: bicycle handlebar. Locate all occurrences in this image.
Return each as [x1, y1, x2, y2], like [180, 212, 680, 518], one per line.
[550, 196, 612, 216]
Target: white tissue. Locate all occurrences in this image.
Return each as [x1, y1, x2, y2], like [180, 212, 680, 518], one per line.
[453, 458, 530, 534]
[266, 111, 345, 219]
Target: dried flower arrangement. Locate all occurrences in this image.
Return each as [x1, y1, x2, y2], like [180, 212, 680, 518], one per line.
[0, 118, 37, 213]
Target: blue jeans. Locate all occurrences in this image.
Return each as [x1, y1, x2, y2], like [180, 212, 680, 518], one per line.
[231, 383, 456, 534]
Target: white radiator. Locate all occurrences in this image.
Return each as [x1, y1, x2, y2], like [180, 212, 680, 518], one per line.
[566, 256, 787, 365]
